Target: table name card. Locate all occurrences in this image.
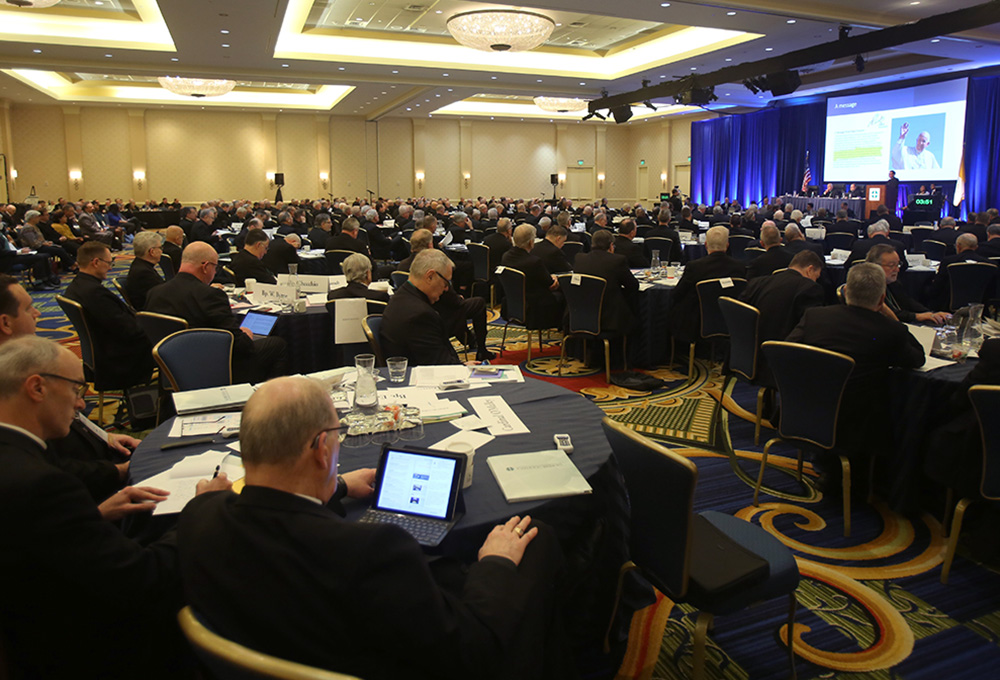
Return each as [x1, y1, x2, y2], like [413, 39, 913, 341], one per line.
[276, 273, 329, 293]
[251, 283, 296, 305]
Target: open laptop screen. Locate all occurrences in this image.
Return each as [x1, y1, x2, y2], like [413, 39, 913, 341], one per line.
[240, 311, 279, 336]
[373, 448, 462, 520]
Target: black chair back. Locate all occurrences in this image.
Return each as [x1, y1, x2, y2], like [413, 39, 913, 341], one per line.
[159, 256, 175, 280]
[153, 329, 233, 392]
[762, 341, 854, 449]
[389, 270, 408, 290]
[948, 262, 997, 311]
[467, 242, 491, 282]
[969, 385, 1000, 501]
[324, 249, 355, 275]
[908, 226, 935, 251]
[136, 311, 189, 347]
[601, 417, 694, 600]
[362, 314, 385, 366]
[561, 241, 584, 265]
[55, 295, 97, 380]
[111, 277, 136, 313]
[325, 299, 384, 366]
[635, 225, 652, 239]
[497, 267, 528, 324]
[889, 230, 913, 251]
[696, 278, 747, 339]
[743, 246, 766, 259]
[728, 235, 756, 260]
[824, 232, 856, 254]
[644, 237, 673, 260]
[718, 297, 759, 381]
[921, 239, 947, 261]
[557, 274, 606, 335]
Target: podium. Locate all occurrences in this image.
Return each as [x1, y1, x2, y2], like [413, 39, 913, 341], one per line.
[866, 185, 884, 220]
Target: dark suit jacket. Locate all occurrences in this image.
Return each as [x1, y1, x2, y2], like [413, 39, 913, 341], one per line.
[145, 272, 253, 357]
[262, 237, 301, 275]
[929, 251, 994, 309]
[124, 257, 163, 310]
[885, 279, 929, 323]
[380, 281, 460, 366]
[189, 219, 218, 246]
[325, 233, 371, 259]
[885, 177, 900, 212]
[669, 252, 746, 342]
[482, 232, 512, 266]
[975, 239, 1000, 259]
[230, 248, 276, 286]
[746, 246, 793, 279]
[500, 246, 561, 326]
[64, 272, 153, 388]
[961, 224, 988, 243]
[178, 486, 535, 680]
[572, 249, 639, 334]
[307, 227, 332, 251]
[0, 426, 179, 679]
[327, 281, 390, 303]
[614, 236, 649, 269]
[532, 239, 572, 275]
[786, 304, 924, 453]
[162, 241, 183, 275]
[645, 225, 684, 263]
[845, 235, 908, 271]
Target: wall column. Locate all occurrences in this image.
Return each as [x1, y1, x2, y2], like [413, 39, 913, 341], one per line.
[316, 115, 330, 199]
[127, 108, 149, 203]
[412, 118, 425, 198]
[62, 106, 84, 198]
[595, 126, 607, 198]
[660, 119, 672, 198]
[261, 113, 277, 198]
[555, 124, 568, 193]
[458, 120, 472, 199]
[365, 121, 378, 200]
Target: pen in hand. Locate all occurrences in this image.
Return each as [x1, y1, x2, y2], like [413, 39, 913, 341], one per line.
[212, 465, 221, 479]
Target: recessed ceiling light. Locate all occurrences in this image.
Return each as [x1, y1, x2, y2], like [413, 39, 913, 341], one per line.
[661, 2, 670, 6]
[537, 79, 542, 82]
[690, 67, 697, 71]
[579, 81, 586, 85]
[491, 76, 497, 79]
[281, 64, 289, 68]
[443, 73, 449, 76]
[910, 1, 920, 4]
[339, 67, 346, 70]
[725, 58, 732, 61]
[406, 107, 412, 111]
[931, 38, 940, 43]
[170, 57, 179, 61]
[764, 47, 773, 51]
[32, 49, 41, 53]
[787, 19, 796, 24]
[447, 88, 453, 92]
[221, 44, 230, 48]
[355, 17, 363, 21]
[659, 75, 666, 78]
[382, 91, 386, 94]
[727, 11, 737, 16]
[95, 0, 104, 4]
[555, 23, 562, 27]
[435, 9, 442, 13]
[725, 93, 730, 96]
[435, 94, 440, 97]
[392, 70, 398, 74]
[105, 53, 113, 57]
[221, 30, 230, 34]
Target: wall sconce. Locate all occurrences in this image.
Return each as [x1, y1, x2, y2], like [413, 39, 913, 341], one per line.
[415, 171, 424, 190]
[597, 173, 605, 189]
[463, 172, 470, 189]
[558, 173, 566, 187]
[660, 172, 667, 187]
[319, 171, 329, 189]
[266, 172, 275, 188]
[133, 170, 145, 190]
[69, 170, 82, 190]
[9, 169, 17, 181]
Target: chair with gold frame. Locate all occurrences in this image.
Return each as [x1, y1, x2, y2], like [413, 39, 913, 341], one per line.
[153, 329, 233, 392]
[111, 277, 136, 313]
[136, 311, 189, 348]
[600, 418, 800, 680]
[177, 607, 363, 680]
[556, 273, 626, 383]
[677, 277, 747, 377]
[496, 267, 551, 362]
[361, 314, 385, 366]
[717, 296, 769, 445]
[757, 341, 860, 536]
[940, 385, 1000, 584]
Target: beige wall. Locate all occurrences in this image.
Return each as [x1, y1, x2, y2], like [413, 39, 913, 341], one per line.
[3, 100, 706, 205]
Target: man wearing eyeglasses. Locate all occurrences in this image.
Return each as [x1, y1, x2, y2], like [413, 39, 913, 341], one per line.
[123, 230, 165, 310]
[865, 244, 949, 326]
[65, 240, 154, 390]
[0, 336, 231, 679]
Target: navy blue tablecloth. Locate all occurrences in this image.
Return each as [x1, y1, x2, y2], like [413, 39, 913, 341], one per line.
[632, 285, 675, 368]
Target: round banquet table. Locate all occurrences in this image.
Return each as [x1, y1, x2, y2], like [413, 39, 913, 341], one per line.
[632, 282, 676, 368]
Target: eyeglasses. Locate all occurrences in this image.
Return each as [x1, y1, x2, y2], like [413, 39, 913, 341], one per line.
[98, 256, 115, 265]
[39, 373, 89, 398]
[881, 261, 901, 269]
[311, 425, 345, 449]
[202, 261, 218, 268]
[433, 270, 453, 288]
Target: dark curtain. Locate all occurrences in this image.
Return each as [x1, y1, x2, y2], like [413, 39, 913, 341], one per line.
[691, 114, 742, 207]
[964, 75, 1000, 218]
[735, 109, 780, 208]
[776, 103, 826, 197]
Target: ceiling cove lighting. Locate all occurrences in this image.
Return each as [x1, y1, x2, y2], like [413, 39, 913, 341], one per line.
[157, 76, 236, 98]
[533, 97, 588, 113]
[446, 9, 555, 52]
[4, 0, 61, 7]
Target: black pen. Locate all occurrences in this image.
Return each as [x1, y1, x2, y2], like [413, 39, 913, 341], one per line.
[212, 465, 221, 479]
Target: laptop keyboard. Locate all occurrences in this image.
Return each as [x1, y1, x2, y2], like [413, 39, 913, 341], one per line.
[359, 510, 449, 545]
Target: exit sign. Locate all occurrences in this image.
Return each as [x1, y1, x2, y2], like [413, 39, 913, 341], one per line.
[639, 159, 646, 166]
[577, 160, 584, 166]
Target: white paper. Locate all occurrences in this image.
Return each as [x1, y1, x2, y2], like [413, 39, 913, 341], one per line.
[333, 298, 368, 344]
[172, 384, 255, 415]
[639, 282, 654, 291]
[916, 356, 956, 372]
[905, 323, 937, 356]
[250, 283, 296, 306]
[430, 430, 494, 453]
[450, 415, 489, 431]
[167, 413, 242, 438]
[468, 395, 530, 436]
[571, 274, 582, 286]
[410, 365, 469, 387]
[327, 275, 348, 290]
[277, 273, 328, 293]
[719, 277, 734, 289]
[830, 248, 852, 262]
[307, 293, 328, 306]
[137, 450, 241, 515]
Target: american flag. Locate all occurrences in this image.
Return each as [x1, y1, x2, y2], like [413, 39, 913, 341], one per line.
[801, 151, 812, 193]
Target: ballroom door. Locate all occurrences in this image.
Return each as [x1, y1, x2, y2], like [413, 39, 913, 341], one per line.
[565, 167, 593, 202]
[674, 164, 691, 196]
[637, 166, 649, 202]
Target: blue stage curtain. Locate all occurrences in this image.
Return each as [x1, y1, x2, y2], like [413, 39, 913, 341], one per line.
[691, 114, 742, 206]
[735, 109, 780, 208]
[964, 75, 1000, 217]
[776, 103, 826, 198]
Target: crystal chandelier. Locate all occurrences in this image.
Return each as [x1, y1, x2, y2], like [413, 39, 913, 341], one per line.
[533, 97, 588, 113]
[447, 10, 555, 52]
[5, 0, 62, 7]
[157, 77, 236, 98]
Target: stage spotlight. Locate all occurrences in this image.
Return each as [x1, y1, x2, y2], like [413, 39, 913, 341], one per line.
[742, 78, 761, 94]
[642, 100, 657, 110]
[611, 105, 633, 124]
[582, 110, 606, 121]
[839, 25, 852, 40]
[854, 54, 866, 72]
[764, 70, 801, 96]
[674, 87, 717, 106]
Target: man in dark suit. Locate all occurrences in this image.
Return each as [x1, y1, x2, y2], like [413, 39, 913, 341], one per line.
[123, 231, 165, 310]
[614, 219, 649, 269]
[870, 203, 903, 232]
[533, 223, 573, 275]
[327, 253, 390, 303]
[262, 232, 301, 275]
[161, 225, 184, 275]
[178, 206, 197, 241]
[821, 183, 838, 198]
[747, 224, 792, 278]
[962, 213, 990, 244]
[573, 229, 639, 334]
[65, 241, 153, 388]
[669, 226, 746, 343]
[865, 244, 949, 325]
[676, 206, 697, 233]
[230, 229, 276, 286]
[145, 242, 287, 384]
[931, 216, 961, 255]
[326, 217, 373, 259]
[381, 249, 462, 366]
[646, 209, 684, 264]
[501, 224, 563, 328]
[928, 233, 995, 310]
[828, 210, 857, 235]
[483, 217, 513, 266]
[179, 376, 567, 680]
[189, 207, 221, 250]
[787, 263, 924, 480]
[976, 224, 1000, 258]
[845, 220, 908, 271]
[885, 171, 899, 215]
[0, 336, 230, 679]
[783, 224, 825, 259]
[308, 213, 334, 251]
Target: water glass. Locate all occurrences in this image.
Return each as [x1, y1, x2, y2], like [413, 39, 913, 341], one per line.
[288, 263, 298, 276]
[399, 407, 423, 441]
[387, 356, 408, 383]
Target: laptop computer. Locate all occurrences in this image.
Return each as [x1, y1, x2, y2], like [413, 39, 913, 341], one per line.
[359, 445, 466, 547]
[240, 311, 279, 339]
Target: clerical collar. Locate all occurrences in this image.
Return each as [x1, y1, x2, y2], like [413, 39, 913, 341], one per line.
[0, 422, 47, 450]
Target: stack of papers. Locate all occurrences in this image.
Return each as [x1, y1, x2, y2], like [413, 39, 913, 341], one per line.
[410, 364, 524, 387]
[167, 413, 241, 438]
[379, 387, 468, 422]
[488, 450, 593, 503]
[173, 384, 255, 415]
[136, 450, 243, 515]
[905, 323, 956, 372]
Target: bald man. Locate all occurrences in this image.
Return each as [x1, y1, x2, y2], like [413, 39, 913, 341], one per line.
[145, 242, 288, 384]
[161, 225, 184, 276]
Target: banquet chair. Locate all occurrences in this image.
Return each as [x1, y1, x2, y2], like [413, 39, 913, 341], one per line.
[948, 261, 997, 311]
[389, 270, 408, 290]
[136, 311, 189, 347]
[728, 235, 756, 261]
[683, 277, 747, 377]
[496, 267, 551, 362]
[556, 273, 626, 383]
[941, 385, 1000, 584]
[600, 418, 800, 680]
[635, 225, 652, 239]
[743, 246, 766, 260]
[111, 277, 136, 313]
[758, 341, 859, 536]
[324, 250, 355, 276]
[153, 329, 233, 392]
[718, 296, 768, 445]
[178, 607, 362, 680]
[361, 314, 385, 366]
[915, 221, 935, 226]
[467, 242, 496, 308]
[824, 232, 855, 254]
[159, 256, 175, 280]
[908, 226, 935, 252]
[889, 230, 912, 251]
[325, 300, 384, 367]
[920, 239, 947, 261]
[644, 237, 673, 261]
[561, 240, 584, 265]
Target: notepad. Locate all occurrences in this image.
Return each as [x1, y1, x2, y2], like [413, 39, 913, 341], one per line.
[488, 450, 592, 503]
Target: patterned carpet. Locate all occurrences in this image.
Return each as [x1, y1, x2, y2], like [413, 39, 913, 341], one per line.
[32, 268, 1000, 679]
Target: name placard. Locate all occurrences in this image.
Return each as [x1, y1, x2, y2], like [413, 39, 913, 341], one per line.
[252, 283, 296, 305]
[276, 273, 328, 293]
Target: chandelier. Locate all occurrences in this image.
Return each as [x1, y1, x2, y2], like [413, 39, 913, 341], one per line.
[447, 9, 555, 52]
[533, 97, 588, 113]
[157, 77, 236, 98]
[5, 0, 62, 7]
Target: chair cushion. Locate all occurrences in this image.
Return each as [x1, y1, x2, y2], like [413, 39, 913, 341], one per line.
[686, 511, 799, 614]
